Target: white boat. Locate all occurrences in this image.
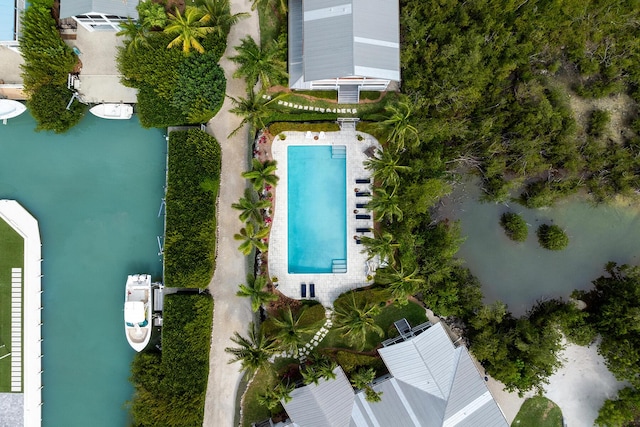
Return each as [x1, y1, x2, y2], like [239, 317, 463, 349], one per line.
[0, 99, 27, 124]
[90, 103, 133, 120]
[124, 274, 152, 352]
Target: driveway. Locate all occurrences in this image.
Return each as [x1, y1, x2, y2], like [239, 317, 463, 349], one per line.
[202, 0, 259, 426]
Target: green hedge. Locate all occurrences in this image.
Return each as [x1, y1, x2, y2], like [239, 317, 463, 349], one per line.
[268, 121, 340, 136]
[20, 0, 84, 132]
[118, 31, 226, 127]
[128, 293, 214, 426]
[165, 129, 221, 288]
[335, 351, 384, 374]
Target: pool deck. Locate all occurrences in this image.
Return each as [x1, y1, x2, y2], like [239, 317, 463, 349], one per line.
[0, 200, 42, 427]
[268, 129, 382, 307]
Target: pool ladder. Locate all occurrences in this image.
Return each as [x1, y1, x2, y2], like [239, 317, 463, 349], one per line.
[332, 259, 347, 273]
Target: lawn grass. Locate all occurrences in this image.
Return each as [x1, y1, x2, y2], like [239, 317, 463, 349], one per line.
[511, 396, 564, 427]
[0, 218, 24, 392]
[257, 2, 285, 48]
[318, 300, 427, 351]
[241, 367, 277, 427]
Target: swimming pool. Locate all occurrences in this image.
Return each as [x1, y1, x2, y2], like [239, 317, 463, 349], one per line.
[288, 145, 346, 273]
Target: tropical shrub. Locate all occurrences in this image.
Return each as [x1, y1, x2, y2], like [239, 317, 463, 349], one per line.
[164, 129, 221, 288]
[335, 351, 384, 374]
[577, 263, 640, 388]
[128, 293, 214, 426]
[19, 0, 84, 132]
[596, 386, 640, 427]
[500, 212, 528, 242]
[27, 84, 84, 133]
[588, 109, 611, 138]
[117, 30, 227, 127]
[536, 224, 569, 251]
[173, 53, 226, 122]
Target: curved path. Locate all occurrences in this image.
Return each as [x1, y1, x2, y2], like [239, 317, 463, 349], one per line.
[202, 1, 259, 426]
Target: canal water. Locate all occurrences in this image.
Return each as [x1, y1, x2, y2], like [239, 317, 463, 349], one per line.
[438, 176, 640, 316]
[0, 113, 165, 426]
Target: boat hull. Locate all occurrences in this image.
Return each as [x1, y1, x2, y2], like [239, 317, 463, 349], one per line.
[124, 274, 152, 352]
[0, 99, 27, 121]
[90, 103, 133, 120]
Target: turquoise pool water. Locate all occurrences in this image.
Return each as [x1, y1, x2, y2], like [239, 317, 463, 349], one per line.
[288, 146, 346, 273]
[0, 112, 165, 426]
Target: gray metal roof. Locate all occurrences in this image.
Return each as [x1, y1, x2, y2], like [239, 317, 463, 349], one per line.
[60, 0, 139, 19]
[288, 0, 400, 86]
[283, 323, 508, 427]
[284, 367, 354, 427]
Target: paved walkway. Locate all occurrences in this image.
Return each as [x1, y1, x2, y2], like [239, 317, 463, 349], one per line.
[202, 1, 259, 426]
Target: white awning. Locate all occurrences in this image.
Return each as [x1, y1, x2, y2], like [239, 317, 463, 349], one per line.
[124, 301, 145, 324]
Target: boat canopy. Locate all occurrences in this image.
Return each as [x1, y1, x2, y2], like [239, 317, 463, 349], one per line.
[125, 301, 145, 324]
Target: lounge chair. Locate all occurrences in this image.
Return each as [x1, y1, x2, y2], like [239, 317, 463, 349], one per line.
[356, 214, 371, 219]
[301, 283, 307, 298]
[355, 178, 371, 184]
[355, 192, 371, 197]
[356, 227, 371, 233]
[356, 203, 368, 209]
[310, 283, 315, 298]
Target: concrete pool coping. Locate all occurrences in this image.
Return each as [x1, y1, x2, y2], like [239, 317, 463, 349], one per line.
[268, 129, 382, 307]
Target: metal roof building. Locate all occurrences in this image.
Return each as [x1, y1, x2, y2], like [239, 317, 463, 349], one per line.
[288, 0, 401, 102]
[282, 323, 509, 427]
[60, 0, 139, 32]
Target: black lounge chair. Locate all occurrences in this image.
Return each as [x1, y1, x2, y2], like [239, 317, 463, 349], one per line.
[356, 203, 368, 209]
[356, 227, 371, 233]
[356, 214, 371, 219]
[355, 178, 371, 184]
[310, 283, 315, 298]
[301, 283, 306, 298]
[355, 192, 371, 197]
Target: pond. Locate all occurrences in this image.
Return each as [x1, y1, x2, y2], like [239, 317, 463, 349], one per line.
[437, 176, 640, 315]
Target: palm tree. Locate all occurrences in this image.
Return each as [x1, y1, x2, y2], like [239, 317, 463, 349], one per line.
[242, 158, 279, 192]
[333, 292, 384, 350]
[367, 187, 403, 223]
[350, 367, 376, 390]
[232, 188, 271, 223]
[164, 6, 214, 54]
[225, 322, 276, 375]
[229, 36, 287, 89]
[364, 148, 411, 191]
[374, 99, 420, 153]
[375, 264, 425, 303]
[258, 381, 295, 409]
[271, 307, 316, 357]
[302, 355, 337, 385]
[236, 273, 277, 312]
[360, 231, 399, 265]
[116, 19, 150, 53]
[251, 0, 287, 16]
[196, 0, 249, 38]
[228, 90, 275, 136]
[234, 222, 270, 255]
[350, 367, 382, 402]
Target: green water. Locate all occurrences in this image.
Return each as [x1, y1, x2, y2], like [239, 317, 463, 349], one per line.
[438, 177, 640, 315]
[0, 112, 165, 426]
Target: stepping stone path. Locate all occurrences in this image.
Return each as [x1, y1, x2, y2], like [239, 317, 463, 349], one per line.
[275, 308, 333, 362]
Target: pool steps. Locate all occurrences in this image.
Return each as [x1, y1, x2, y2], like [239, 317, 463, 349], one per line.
[332, 259, 347, 273]
[331, 145, 346, 159]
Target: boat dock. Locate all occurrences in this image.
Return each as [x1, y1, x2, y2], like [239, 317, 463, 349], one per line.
[0, 200, 43, 427]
